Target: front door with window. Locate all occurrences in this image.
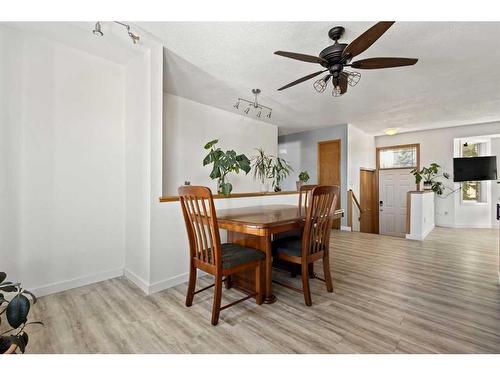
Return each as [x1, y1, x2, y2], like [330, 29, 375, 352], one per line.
[377, 144, 419, 237]
[379, 169, 413, 237]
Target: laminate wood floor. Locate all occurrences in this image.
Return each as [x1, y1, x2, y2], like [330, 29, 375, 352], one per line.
[23, 228, 500, 353]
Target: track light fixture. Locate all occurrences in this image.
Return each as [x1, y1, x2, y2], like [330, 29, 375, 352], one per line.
[233, 89, 273, 119]
[93, 22, 103, 36]
[92, 21, 140, 44]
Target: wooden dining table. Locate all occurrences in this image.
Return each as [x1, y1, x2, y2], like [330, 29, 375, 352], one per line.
[215, 204, 344, 304]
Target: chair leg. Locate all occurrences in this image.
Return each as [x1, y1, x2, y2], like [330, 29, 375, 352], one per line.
[301, 262, 312, 306]
[323, 253, 334, 293]
[211, 275, 223, 326]
[185, 263, 197, 307]
[255, 262, 263, 305]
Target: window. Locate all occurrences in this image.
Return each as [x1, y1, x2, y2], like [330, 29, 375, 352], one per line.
[379, 145, 418, 169]
[461, 142, 485, 203]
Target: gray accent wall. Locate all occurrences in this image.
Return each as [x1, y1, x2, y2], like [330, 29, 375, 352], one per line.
[278, 124, 348, 226]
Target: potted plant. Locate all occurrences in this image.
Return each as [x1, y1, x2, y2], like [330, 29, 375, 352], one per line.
[296, 171, 310, 191]
[1, 272, 43, 354]
[271, 157, 293, 192]
[410, 163, 450, 195]
[251, 148, 273, 192]
[203, 139, 251, 196]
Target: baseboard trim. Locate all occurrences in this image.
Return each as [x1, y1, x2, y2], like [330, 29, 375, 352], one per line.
[149, 272, 190, 294]
[340, 226, 352, 232]
[29, 268, 124, 298]
[123, 268, 150, 295]
[436, 223, 493, 229]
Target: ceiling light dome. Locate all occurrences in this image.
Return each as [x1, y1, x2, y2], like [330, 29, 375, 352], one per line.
[384, 128, 399, 136]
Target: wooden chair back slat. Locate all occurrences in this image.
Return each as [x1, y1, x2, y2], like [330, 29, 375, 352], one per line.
[178, 186, 222, 268]
[298, 184, 318, 217]
[302, 185, 340, 258]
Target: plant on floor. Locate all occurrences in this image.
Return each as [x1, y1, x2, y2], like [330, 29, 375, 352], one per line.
[410, 163, 450, 195]
[271, 157, 293, 192]
[0, 272, 43, 354]
[251, 148, 273, 192]
[203, 139, 251, 196]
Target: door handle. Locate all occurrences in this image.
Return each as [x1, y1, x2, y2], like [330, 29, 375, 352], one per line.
[497, 203, 500, 221]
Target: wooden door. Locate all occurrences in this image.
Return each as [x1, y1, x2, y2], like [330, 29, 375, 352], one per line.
[318, 139, 341, 229]
[360, 169, 377, 234]
[379, 169, 413, 237]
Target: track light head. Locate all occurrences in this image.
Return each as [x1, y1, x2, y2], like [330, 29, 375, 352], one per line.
[244, 106, 250, 114]
[128, 31, 140, 44]
[93, 22, 103, 37]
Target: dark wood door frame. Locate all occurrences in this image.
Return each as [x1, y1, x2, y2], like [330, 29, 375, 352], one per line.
[359, 168, 377, 234]
[375, 143, 420, 235]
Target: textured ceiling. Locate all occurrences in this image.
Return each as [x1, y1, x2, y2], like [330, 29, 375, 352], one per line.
[138, 22, 500, 135]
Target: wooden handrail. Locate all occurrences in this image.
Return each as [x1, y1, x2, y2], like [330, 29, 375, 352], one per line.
[349, 189, 362, 212]
[347, 189, 363, 231]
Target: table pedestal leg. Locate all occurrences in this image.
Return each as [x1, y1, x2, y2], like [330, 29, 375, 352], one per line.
[227, 231, 277, 304]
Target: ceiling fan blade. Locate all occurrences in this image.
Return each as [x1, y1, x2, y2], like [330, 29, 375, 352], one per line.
[342, 21, 395, 58]
[275, 51, 328, 65]
[339, 72, 348, 94]
[277, 69, 328, 91]
[351, 57, 418, 69]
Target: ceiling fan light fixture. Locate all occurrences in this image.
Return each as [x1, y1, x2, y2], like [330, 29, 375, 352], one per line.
[233, 102, 240, 109]
[266, 111, 272, 119]
[384, 128, 399, 136]
[244, 106, 251, 114]
[332, 85, 342, 97]
[313, 74, 330, 93]
[345, 71, 361, 87]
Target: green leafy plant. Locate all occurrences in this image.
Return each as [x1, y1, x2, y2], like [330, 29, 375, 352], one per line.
[410, 163, 450, 195]
[298, 171, 310, 183]
[271, 157, 293, 192]
[0, 272, 43, 354]
[251, 148, 273, 185]
[203, 139, 251, 196]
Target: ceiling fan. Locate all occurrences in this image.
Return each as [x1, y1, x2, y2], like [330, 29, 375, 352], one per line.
[274, 21, 418, 96]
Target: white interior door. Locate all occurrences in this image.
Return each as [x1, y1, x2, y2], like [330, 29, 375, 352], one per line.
[379, 169, 413, 237]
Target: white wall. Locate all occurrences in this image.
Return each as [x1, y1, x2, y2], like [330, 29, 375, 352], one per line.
[347, 124, 376, 231]
[0, 26, 22, 280]
[162, 93, 278, 195]
[376, 121, 500, 228]
[406, 192, 435, 241]
[123, 51, 152, 289]
[0, 25, 126, 295]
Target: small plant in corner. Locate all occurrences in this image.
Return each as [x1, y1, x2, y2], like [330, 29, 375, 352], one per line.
[271, 157, 293, 192]
[251, 148, 273, 192]
[296, 171, 310, 191]
[410, 163, 450, 195]
[203, 139, 251, 196]
[0, 272, 43, 354]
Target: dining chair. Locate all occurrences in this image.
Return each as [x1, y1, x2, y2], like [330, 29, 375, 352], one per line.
[272, 185, 340, 306]
[274, 184, 318, 278]
[178, 186, 265, 325]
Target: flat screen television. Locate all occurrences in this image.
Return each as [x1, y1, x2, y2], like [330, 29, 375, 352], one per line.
[453, 156, 497, 182]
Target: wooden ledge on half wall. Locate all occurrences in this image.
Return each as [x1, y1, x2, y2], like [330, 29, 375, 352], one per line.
[159, 190, 299, 202]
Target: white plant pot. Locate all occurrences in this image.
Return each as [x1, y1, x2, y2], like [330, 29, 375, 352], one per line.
[260, 182, 270, 193]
